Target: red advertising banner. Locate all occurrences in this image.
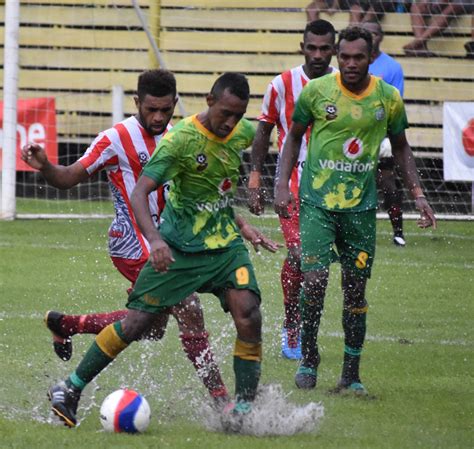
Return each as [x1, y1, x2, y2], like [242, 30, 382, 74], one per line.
[0, 97, 58, 171]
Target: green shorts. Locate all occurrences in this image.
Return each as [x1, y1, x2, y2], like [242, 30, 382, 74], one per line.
[127, 243, 261, 314]
[300, 201, 376, 278]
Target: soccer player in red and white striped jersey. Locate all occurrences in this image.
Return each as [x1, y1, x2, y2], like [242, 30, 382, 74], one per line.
[21, 70, 228, 401]
[248, 20, 337, 360]
[79, 115, 172, 269]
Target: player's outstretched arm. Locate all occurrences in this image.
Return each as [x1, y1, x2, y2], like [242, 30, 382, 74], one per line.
[21, 143, 89, 189]
[390, 132, 437, 229]
[248, 121, 275, 216]
[131, 175, 175, 272]
[235, 215, 283, 253]
[274, 122, 306, 218]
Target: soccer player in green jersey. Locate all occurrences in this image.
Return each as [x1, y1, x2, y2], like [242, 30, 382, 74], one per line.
[48, 72, 280, 428]
[275, 27, 436, 394]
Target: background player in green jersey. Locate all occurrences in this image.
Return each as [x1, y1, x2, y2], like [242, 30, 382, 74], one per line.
[275, 27, 436, 394]
[48, 72, 280, 428]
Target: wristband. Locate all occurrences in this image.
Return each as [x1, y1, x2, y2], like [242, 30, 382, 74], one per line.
[411, 186, 424, 199]
[248, 170, 261, 189]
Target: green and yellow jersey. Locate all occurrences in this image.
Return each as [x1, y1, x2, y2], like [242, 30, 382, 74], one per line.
[142, 114, 255, 252]
[293, 72, 408, 212]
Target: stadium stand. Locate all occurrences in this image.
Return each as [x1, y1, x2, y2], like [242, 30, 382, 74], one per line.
[0, 0, 473, 214]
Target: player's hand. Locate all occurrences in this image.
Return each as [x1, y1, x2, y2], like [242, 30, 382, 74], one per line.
[248, 187, 265, 216]
[274, 184, 293, 219]
[415, 197, 437, 229]
[149, 239, 175, 272]
[20, 143, 48, 170]
[240, 223, 282, 253]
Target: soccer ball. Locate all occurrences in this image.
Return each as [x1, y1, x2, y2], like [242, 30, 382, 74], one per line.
[99, 389, 151, 433]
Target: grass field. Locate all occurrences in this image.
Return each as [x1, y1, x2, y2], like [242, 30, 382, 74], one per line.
[0, 210, 472, 449]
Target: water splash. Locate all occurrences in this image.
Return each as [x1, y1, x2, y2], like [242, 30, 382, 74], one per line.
[198, 384, 324, 436]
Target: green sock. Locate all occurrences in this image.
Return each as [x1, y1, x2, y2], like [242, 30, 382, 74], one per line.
[342, 308, 367, 382]
[300, 290, 324, 369]
[68, 321, 130, 390]
[342, 308, 367, 349]
[342, 347, 362, 383]
[234, 356, 261, 402]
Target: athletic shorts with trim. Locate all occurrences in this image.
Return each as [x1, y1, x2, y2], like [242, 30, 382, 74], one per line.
[111, 255, 148, 285]
[279, 197, 301, 248]
[300, 200, 376, 277]
[127, 243, 261, 314]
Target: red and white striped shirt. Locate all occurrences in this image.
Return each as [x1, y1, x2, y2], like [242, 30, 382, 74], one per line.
[259, 64, 336, 197]
[79, 116, 171, 260]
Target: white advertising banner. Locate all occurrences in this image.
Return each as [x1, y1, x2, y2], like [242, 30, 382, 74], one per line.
[443, 102, 474, 181]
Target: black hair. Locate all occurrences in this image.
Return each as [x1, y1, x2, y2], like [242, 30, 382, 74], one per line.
[304, 19, 336, 43]
[137, 69, 177, 100]
[337, 26, 373, 56]
[210, 72, 250, 101]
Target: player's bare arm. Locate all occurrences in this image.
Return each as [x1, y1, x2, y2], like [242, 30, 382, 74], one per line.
[248, 121, 275, 215]
[21, 143, 89, 189]
[131, 175, 175, 272]
[390, 131, 437, 229]
[274, 122, 306, 218]
[235, 214, 282, 253]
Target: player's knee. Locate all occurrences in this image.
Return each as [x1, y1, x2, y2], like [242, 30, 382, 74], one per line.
[343, 289, 366, 309]
[173, 293, 205, 334]
[303, 270, 329, 300]
[122, 324, 147, 342]
[176, 316, 205, 335]
[343, 278, 367, 309]
[144, 325, 166, 341]
[122, 310, 159, 341]
[242, 300, 261, 326]
[342, 269, 367, 297]
[234, 295, 261, 333]
[287, 247, 302, 270]
[175, 293, 201, 312]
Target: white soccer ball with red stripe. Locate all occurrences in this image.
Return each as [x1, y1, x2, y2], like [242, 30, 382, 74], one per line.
[99, 389, 151, 433]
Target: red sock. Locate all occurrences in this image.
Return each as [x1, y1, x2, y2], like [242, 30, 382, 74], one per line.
[281, 258, 304, 330]
[59, 310, 129, 336]
[180, 332, 228, 399]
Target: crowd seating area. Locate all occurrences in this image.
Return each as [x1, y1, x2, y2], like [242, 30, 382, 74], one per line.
[0, 1, 473, 211]
[0, 1, 472, 150]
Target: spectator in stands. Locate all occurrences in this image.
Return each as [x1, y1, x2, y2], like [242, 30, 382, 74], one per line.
[465, 14, 474, 57]
[403, 0, 474, 56]
[306, 1, 401, 24]
[306, 0, 343, 22]
[362, 19, 407, 246]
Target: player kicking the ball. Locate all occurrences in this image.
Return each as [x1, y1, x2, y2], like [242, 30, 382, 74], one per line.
[45, 72, 280, 428]
[23, 70, 247, 407]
